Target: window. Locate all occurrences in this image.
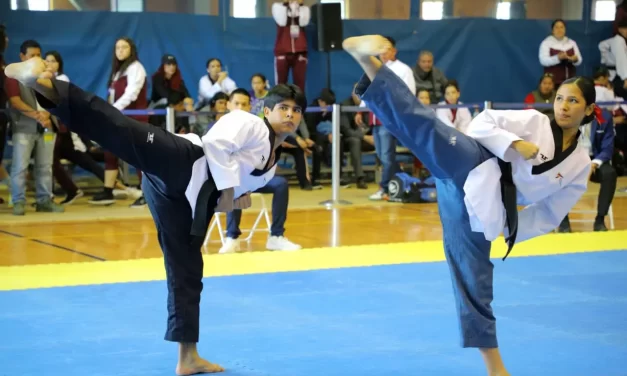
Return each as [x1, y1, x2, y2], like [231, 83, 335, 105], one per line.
[115, 0, 143, 12]
[11, 0, 50, 11]
[232, 0, 256, 18]
[594, 0, 615, 21]
[422, 1, 443, 20]
[496, 1, 510, 20]
[321, 0, 345, 19]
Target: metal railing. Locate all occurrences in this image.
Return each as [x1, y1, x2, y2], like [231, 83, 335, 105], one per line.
[120, 99, 627, 208]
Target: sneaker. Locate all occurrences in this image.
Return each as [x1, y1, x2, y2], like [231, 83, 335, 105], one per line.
[369, 190, 387, 201]
[61, 190, 84, 205]
[12, 201, 25, 216]
[218, 237, 240, 254]
[88, 190, 115, 206]
[356, 177, 368, 190]
[266, 236, 302, 251]
[36, 199, 65, 213]
[130, 196, 146, 208]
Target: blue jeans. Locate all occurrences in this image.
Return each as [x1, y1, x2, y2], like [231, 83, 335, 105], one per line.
[10, 132, 56, 203]
[372, 125, 399, 192]
[226, 176, 289, 238]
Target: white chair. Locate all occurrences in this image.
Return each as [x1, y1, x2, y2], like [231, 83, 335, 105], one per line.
[203, 193, 272, 248]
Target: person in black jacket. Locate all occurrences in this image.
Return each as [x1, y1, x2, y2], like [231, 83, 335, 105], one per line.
[148, 54, 193, 129]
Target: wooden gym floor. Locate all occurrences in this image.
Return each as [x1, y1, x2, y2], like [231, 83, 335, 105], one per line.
[0, 177, 626, 267]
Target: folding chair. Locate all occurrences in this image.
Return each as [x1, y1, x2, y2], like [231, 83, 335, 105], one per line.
[203, 193, 272, 248]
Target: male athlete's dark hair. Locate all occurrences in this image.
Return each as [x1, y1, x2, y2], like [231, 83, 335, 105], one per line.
[229, 88, 250, 102]
[264, 84, 307, 113]
[560, 76, 596, 125]
[20, 39, 41, 55]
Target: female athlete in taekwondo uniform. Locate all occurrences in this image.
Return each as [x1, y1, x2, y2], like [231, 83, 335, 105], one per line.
[343, 35, 597, 376]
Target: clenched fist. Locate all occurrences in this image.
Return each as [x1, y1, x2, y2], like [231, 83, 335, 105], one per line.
[234, 192, 252, 210]
[512, 140, 539, 160]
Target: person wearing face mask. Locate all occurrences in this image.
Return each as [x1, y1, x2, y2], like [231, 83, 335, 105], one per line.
[6, 56, 307, 376]
[344, 34, 598, 376]
[538, 19, 583, 86]
[436, 80, 473, 134]
[272, 0, 310, 91]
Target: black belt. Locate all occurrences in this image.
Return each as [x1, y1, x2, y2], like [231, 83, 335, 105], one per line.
[498, 159, 518, 261]
[189, 173, 222, 248]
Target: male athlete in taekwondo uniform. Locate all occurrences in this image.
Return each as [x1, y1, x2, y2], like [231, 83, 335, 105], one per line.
[5, 56, 306, 375]
[343, 35, 597, 376]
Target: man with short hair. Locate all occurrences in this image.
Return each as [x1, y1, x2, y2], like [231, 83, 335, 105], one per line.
[4, 39, 63, 215]
[413, 50, 448, 104]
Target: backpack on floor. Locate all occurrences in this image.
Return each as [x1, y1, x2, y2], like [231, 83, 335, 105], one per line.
[387, 172, 437, 203]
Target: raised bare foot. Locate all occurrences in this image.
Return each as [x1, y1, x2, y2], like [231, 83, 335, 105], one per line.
[176, 356, 224, 375]
[342, 35, 392, 57]
[4, 57, 52, 85]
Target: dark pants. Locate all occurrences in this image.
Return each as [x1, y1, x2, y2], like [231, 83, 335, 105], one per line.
[358, 66, 499, 348]
[53, 131, 105, 194]
[282, 136, 310, 188]
[591, 163, 617, 217]
[36, 80, 213, 343]
[275, 52, 307, 91]
[226, 176, 288, 239]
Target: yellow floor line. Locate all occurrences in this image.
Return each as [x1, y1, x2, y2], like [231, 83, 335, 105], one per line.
[0, 231, 625, 291]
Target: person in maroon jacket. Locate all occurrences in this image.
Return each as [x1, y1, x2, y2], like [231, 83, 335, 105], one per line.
[272, 0, 310, 91]
[89, 37, 146, 207]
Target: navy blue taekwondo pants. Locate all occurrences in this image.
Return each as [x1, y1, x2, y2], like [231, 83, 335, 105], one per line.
[34, 79, 220, 344]
[356, 66, 500, 348]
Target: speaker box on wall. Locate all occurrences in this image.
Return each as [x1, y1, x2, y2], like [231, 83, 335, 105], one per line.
[310, 2, 343, 52]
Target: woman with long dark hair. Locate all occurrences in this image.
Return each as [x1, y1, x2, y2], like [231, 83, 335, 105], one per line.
[344, 34, 597, 376]
[89, 36, 146, 207]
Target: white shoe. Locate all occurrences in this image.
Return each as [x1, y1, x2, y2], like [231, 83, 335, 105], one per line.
[369, 190, 386, 201]
[218, 237, 240, 254]
[266, 236, 302, 251]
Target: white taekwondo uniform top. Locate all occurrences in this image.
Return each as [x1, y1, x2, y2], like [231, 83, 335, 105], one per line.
[176, 110, 279, 218]
[464, 109, 591, 243]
